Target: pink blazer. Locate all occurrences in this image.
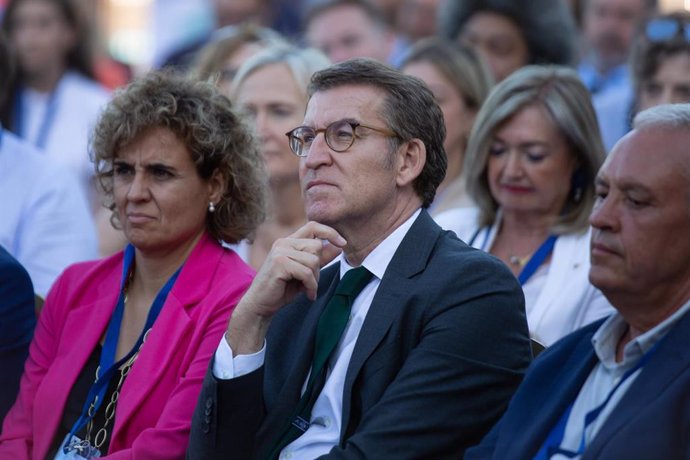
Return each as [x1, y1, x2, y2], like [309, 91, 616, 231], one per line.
[0, 233, 254, 460]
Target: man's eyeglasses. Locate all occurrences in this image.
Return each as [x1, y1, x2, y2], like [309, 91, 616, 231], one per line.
[285, 119, 399, 157]
[645, 18, 690, 43]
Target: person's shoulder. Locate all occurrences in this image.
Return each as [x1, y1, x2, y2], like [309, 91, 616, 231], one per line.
[216, 245, 256, 284]
[532, 318, 604, 367]
[189, 236, 256, 294]
[0, 130, 80, 191]
[0, 246, 32, 287]
[1, 129, 42, 162]
[57, 253, 122, 288]
[433, 206, 481, 242]
[554, 228, 591, 257]
[61, 71, 112, 107]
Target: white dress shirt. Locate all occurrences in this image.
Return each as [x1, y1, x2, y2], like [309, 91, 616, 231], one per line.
[0, 129, 98, 296]
[213, 209, 421, 459]
[552, 298, 690, 459]
[16, 71, 110, 207]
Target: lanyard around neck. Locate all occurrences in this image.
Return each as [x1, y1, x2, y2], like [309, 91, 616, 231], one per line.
[13, 81, 62, 150]
[535, 337, 664, 459]
[474, 227, 557, 285]
[517, 235, 558, 285]
[64, 244, 182, 450]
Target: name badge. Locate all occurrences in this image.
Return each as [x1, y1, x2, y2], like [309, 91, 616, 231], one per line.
[54, 434, 101, 460]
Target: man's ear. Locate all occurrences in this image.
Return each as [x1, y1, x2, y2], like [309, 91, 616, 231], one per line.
[395, 138, 426, 188]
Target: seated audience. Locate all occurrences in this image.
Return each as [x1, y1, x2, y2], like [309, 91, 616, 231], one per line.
[633, 10, 690, 112]
[160, 0, 271, 70]
[303, 0, 397, 64]
[466, 102, 690, 460]
[1, 0, 111, 209]
[229, 44, 330, 269]
[0, 246, 36, 426]
[0, 71, 265, 459]
[190, 22, 287, 95]
[401, 37, 493, 215]
[436, 66, 614, 346]
[187, 58, 531, 459]
[0, 30, 97, 297]
[437, 0, 577, 82]
[588, 1, 667, 151]
[394, 0, 441, 45]
[578, 0, 655, 95]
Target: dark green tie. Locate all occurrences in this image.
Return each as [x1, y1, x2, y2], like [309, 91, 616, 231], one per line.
[265, 266, 374, 460]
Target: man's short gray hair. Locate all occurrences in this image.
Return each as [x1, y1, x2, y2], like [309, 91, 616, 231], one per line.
[633, 103, 690, 131]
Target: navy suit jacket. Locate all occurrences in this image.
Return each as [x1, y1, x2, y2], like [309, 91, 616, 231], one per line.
[188, 210, 532, 459]
[466, 308, 690, 460]
[0, 246, 36, 424]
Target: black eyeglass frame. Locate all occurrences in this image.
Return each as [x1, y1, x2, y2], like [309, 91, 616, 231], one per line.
[285, 119, 400, 157]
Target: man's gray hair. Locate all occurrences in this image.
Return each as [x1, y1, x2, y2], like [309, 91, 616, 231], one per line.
[633, 103, 690, 131]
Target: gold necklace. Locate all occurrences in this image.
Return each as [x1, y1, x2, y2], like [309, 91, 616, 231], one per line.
[508, 254, 532, 269]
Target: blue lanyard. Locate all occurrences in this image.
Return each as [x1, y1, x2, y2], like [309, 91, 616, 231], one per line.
[473, 228, 557, 286]
[517, 235, 557, 285]
[13, 83, 61, 150]
[64, 244, 182, 449]
[534, 338, 663, 459]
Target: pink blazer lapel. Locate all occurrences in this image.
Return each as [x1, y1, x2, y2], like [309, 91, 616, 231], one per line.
[34, 289, 119, 459]
[109, 233, 223, 446]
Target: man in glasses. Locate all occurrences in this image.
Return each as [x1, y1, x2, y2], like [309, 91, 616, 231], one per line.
[188, 58, 531, 459]
[466, 103, 690, 459]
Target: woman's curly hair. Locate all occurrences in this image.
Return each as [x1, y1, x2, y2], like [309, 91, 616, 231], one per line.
[91, 70, 266, 244]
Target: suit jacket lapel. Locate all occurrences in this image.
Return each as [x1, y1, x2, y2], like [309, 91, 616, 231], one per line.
[258, 266, 341, 448]
[35, 279, 119, 459]
[110, 234, 213, 441]
[340, 211, 439, 437]
[511, 333, 598, 458]
[585, 309, 690, 458]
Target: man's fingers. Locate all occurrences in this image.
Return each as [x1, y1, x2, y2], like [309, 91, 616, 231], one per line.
[291, 221, 347, 248]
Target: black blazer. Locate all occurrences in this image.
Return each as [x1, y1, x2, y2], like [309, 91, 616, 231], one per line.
[0, 246, 36, 424]
[188, 211, 532, 459]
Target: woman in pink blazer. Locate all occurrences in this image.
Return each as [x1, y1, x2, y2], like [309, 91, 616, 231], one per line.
[0, 70, 266, 459]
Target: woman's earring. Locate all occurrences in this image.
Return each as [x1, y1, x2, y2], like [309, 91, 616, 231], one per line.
[208, 202, 216, 213]
[574, 187, 583, 203]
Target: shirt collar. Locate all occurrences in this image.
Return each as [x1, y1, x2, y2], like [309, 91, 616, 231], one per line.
[592, 297, 690, 370]
[339, 208, 422, 281]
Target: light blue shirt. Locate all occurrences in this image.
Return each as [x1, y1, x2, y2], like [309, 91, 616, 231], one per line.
[0, 129, 98, 296]
[578, 60, 630, 96]
[552, 298, 690, 459]
[578, 60, 634, 153]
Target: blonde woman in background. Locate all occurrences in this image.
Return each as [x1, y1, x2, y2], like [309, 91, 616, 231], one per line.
[401, 37, 493, 215]
[190, 22, 287, 94]
[436, 66, 614, 346]
[229, 44, 330, 269]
